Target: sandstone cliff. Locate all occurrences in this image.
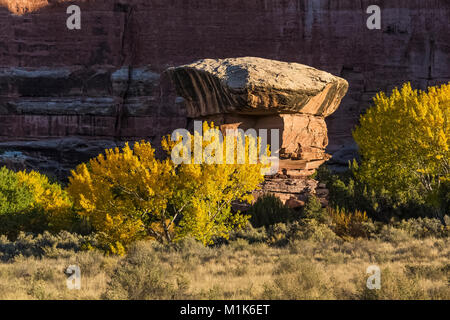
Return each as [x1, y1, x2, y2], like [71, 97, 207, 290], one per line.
[0, 0, 448, 178]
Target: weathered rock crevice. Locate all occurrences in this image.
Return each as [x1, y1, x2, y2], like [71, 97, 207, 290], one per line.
[115, 3, 137, 138]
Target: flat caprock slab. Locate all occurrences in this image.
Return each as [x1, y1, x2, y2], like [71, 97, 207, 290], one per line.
[167, 57, 349, 118]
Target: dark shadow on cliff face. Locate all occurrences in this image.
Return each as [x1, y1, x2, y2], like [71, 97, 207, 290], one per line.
[0, 0, 94, 15]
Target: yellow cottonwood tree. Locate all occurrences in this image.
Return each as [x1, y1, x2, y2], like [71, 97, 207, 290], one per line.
[0, 167, 73, 238]
[67, 142, 176, 253]
[67, 122, 268, 251]
[17, 170, 73, 232]
[353, 83, 449, 215]
[164, 122, 271, 245]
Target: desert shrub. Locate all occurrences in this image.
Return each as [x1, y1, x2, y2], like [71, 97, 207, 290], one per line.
[353, 82, 449, 219]
[395, 217, 450, 239]
[302, 195, 326, 221]
[228, 238, 251, 251]
[229, 223, 268, 244]
[0, 167, 73, 239]
[327, 207, 373, 240]
[377, 225, 411, 243]
[357, 268, 432, 300]
[103, 242, 191, 300]
[248, 194, 295, 228]
[405, 264, 450, 282]
[372, 216, 449, 241]
[198, 285, 227, 300]
[169, 237, 213, 267]
[0, 231, 96, 262]
[266, 223, 292, 245]
[261, 258, 334, 300]
[316, 165, 441, 221]
[290, 220, 338, 243]
[316, 165, 398, 221]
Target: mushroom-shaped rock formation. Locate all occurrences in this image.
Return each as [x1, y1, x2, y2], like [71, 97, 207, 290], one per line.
[167, 57, 348, 205]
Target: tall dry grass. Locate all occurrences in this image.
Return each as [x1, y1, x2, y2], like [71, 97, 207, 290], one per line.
[0, 229, 448, 300]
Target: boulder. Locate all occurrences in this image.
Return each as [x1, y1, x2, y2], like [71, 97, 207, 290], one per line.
[286, 198, 306, 210]
[167, 57, 348, 118]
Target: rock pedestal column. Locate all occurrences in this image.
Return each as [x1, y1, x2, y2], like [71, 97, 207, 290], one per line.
[167, 57, 348, 208]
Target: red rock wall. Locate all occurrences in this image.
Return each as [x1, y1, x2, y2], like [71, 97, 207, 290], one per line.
[0, 0, 449, 176]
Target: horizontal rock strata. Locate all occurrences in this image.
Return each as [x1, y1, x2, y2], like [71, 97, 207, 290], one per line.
[0, 0, 448, 179]
[0, 66, 186, 179]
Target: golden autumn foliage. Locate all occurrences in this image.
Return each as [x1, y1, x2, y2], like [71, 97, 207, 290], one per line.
[16, 170, 73, 231]
[353, 83, 449, 213]
[67, 141, 171, 252]
[327, 207, 369, 239]
[0, 167, 73, 238]
[67, 122, 268, 252]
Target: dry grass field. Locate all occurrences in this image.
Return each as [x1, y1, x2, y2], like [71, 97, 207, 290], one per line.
[0, 226, 448, 300]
